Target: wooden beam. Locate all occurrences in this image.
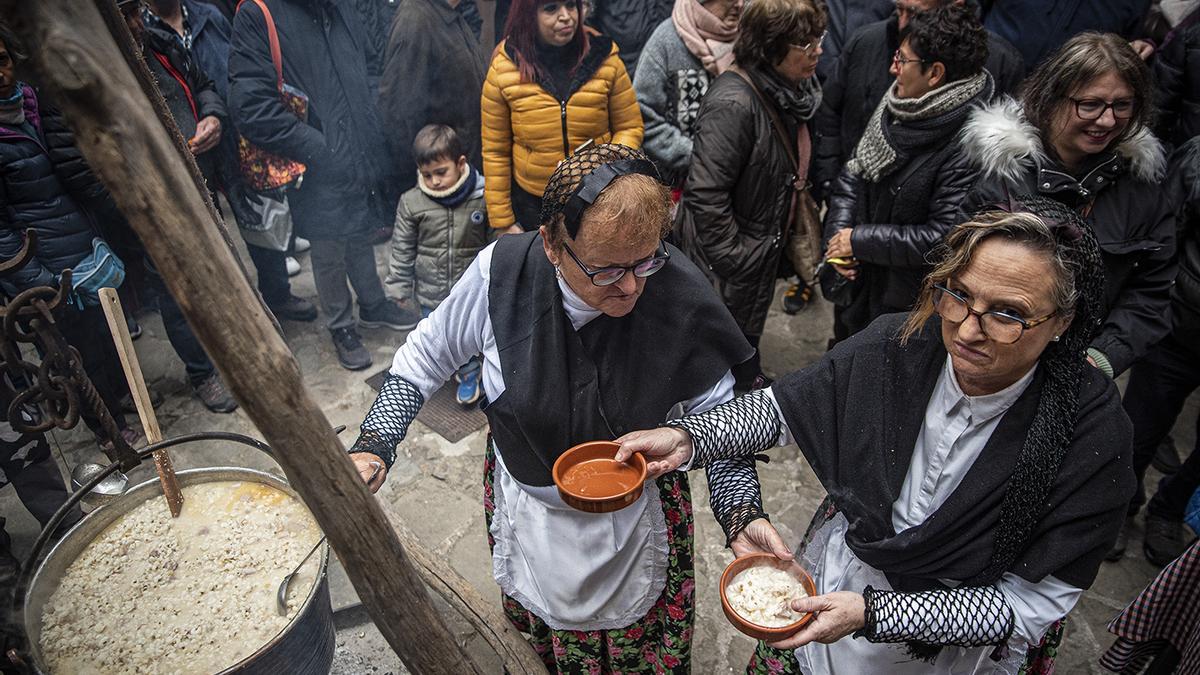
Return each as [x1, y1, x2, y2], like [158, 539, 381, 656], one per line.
[0, 2, 485, 672]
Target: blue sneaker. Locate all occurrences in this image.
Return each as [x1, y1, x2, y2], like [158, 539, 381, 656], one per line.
[456, 369, 482, 406]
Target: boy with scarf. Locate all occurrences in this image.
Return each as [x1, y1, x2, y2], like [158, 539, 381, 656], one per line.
[385, 125, 490, 405]
[822, 3, 991, 342]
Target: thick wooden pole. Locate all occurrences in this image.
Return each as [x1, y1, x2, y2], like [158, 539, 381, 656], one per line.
[0, 2, 480, 672]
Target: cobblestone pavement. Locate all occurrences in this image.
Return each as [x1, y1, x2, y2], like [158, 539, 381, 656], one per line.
[3, 243, 1195, 673]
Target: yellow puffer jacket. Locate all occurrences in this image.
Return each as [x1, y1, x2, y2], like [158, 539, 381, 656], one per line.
[480, 36, 644, 229]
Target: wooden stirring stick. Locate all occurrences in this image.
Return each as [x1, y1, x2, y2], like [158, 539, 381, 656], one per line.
[98, 287, 184, 517]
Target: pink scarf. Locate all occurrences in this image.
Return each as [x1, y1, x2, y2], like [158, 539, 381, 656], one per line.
[672, 0, 738, 76]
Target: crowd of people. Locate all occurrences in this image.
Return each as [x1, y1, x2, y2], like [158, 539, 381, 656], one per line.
[2, 0, 1200, 672]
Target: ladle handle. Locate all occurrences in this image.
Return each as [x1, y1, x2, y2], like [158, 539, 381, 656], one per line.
[98, 288, 184, 517]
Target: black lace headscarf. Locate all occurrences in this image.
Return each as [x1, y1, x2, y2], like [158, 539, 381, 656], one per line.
[905, 194, 1108, 586]
[537, 143, 667, 246]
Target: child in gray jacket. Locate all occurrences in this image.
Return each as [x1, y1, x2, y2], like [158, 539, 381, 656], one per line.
[386, 124, 491, 404]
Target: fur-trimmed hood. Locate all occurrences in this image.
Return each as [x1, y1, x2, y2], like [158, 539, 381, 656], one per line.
[959, 96, 1167, 184]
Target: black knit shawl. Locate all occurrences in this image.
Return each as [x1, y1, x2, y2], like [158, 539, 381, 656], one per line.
[772, 313, 1134, 590]
[484, 232, 753, 487]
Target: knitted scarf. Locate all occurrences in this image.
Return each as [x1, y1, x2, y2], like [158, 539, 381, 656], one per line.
[672, 0, 738, 76]
[847, 71, 991, 182]
[744, 65, 822, 128]
[418, 163, 480, 207]
[0, 83, 26, 126]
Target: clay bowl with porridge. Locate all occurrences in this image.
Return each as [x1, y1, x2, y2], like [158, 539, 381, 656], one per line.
[720, 553, 816, 641]
[22, 467, 334, 674]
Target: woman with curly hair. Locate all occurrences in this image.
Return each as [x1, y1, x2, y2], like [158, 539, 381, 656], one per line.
[621, 197, 1134, 673]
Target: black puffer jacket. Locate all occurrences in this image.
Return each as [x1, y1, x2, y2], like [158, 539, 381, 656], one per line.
[675, 70, 799, 337]
[812, 14, 1024, 200]
[588, 0, 672, 78]
[823, 80, 987, 327]
[0, 86, 110, 294]
[229, 0, 391, 240]
[1153, 11, 1200, 148]
[961, 98, 1177, 377]
[1167, 137, 1200, 342]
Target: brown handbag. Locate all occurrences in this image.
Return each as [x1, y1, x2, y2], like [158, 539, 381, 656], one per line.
[235, 0, 308, 191]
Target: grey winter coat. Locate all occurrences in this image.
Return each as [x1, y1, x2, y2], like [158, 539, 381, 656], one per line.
[385, 172, 490, 309]
[633, 18, 711, 186]
[961, 98, 1177, 377]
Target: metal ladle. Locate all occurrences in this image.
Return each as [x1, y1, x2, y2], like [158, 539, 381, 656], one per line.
[70, 462, 129, 508]
[275, 460, 381, 615]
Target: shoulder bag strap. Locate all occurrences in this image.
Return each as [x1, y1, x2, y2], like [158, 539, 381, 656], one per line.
[237, 0, 285, 92]
[728, 66, 800, 173]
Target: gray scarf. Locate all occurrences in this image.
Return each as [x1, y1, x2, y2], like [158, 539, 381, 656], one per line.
[0, 83, 26, 126]
[847, 71, 990, 182]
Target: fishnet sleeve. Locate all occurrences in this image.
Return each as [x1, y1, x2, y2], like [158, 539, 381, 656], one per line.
[347, 374, 424, 468]
[663, 389, 780, 469]
[704, 456, 769, 546]
[857, 584, 1016, 648]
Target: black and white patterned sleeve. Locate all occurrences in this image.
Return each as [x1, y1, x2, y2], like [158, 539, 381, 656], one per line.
[664, 388, 782, 468]
[857, 584, 1016, 648]
[348, 374, 425, 468]
[704, 456, 768, 545]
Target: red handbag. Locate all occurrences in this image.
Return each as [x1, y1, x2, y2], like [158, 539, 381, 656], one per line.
[235, 0, 308, 191]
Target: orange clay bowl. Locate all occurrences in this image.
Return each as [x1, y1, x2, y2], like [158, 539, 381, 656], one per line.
[552, 440, 647, 513]
[720, 553, 818, 642]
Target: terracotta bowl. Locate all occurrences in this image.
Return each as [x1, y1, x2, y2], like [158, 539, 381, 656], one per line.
[719, 553, 817, 642]
[552, 440, 647, 513]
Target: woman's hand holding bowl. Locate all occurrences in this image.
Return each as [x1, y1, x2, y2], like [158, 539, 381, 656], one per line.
[766, 591, 866, 650]
[614, 427, 693, 479]
[731, 518, 794, 561]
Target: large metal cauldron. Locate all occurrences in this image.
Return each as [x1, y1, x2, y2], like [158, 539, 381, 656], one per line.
[11, 433, 336, 675]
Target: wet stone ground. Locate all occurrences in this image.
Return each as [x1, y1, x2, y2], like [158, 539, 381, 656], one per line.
[3, 242, 1196, 674]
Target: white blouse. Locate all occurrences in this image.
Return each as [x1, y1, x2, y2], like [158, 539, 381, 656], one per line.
[389, 242, 733, 630]
[767, 357, 1083, 674]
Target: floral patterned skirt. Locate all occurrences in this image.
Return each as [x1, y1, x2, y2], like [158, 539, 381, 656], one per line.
[483, 444, 695, 674]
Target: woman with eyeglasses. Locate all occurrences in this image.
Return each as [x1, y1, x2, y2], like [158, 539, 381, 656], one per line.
[821, 4, 993, 344]
[348, 144, 753, 672]
[480, 0, 643, 234]
[675, 0, 828, 391]
[961, 32, 1177, 386]
[617, 197, 1134, 674]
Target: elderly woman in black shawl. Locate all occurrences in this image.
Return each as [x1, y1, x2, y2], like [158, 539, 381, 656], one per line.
[619, 196, 1134, 673]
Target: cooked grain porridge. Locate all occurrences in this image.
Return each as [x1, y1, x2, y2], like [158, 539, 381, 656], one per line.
[726, 565, 809, 628]
[41, 481, 322, 674]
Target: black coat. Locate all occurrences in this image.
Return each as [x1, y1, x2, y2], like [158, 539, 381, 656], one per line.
[811, 16, 1024, 200]
[377, 0, 486, 194]
[0, 87, 110, 293]
[961, 99, 1177, 377]
[1167, 137, 1200, 342]
[816, 0, 893, 82]
[144, 23, 227, 184]
[588, 0, 672, 78]
[1153, 13, 1200, 148]
[229, 0, 390, 240]
[824, 135, 979, 328]
[675, 71, 798, 337]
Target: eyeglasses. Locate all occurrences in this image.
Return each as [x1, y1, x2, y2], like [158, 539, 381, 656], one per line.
[791, 30, 827, 55]
[932, 284, 1058, 344]
[1068, 97, 1137, 121]
[562, 240, 671, 286]
[892, 49, 928, 67]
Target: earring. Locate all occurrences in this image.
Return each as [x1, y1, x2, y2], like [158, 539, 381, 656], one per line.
[554, 265, 563, 279]
[1052, 335, 1060, 342]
